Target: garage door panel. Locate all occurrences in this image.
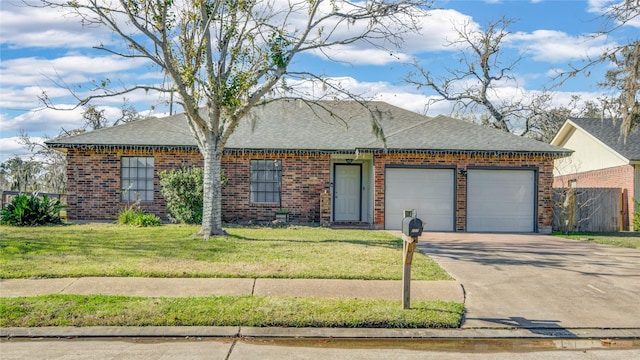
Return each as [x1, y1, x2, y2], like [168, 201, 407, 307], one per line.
[467, 170, 535, 232]
[385, 168, 454, 231]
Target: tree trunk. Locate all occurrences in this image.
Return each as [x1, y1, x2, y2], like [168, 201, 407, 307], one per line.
[199, 140, 225, 239]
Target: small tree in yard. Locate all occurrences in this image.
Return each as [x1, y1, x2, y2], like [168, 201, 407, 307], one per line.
[35, 0, 430, 238]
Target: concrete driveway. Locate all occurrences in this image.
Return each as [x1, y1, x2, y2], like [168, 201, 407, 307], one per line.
[416, 232, 640, 331]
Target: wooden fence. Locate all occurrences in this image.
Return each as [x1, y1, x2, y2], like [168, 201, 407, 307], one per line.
[553, 188, 625, 232]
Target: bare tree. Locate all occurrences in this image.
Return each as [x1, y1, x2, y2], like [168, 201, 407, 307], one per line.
[113, 98, 144, 126]
[529, 95, 606, 142]
[34, 0, 430, 238]
[82, 105, 109, 130]
[557, 0, 639, 138]
[18, 131, 67, 194]
[406, 17, 550, 137]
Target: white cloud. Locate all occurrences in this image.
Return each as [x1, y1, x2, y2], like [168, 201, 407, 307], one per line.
[1, 107, 86, 135]
[405, 9, 479, 53]
[0, 2, 114, 49]
[292, 5, 477, 64]
[0, 137, 33, 163]
[587, 0, 614, 14]
[587, 0, 640, 28]
[0, 55, 150, 87]
[310, 46, 412, 65]
[506, 29, 617, 62]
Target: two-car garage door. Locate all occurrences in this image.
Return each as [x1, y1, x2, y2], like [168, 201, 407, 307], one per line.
[385, 168, 535, 232]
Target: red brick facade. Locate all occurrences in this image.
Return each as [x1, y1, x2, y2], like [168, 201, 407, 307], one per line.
[65, 148, 202, 221]
[554, 164, 635, 230]
[65, 148, 329, 223]
[65, 148, 557, 232]
[221, 152, 330, 223]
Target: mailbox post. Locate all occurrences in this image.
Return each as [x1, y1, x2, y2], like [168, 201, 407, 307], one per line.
[401, 213, 423, 309]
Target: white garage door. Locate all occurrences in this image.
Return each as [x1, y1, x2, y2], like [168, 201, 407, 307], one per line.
[467, 169, 535, 232]
[385, 168, 454, 231]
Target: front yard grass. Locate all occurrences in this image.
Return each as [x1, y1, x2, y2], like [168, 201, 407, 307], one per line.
[0, 224, 462, 329]
[0, 224, 451, 280]
[554, 231, 640, 250]
[0, 295, 463, 328]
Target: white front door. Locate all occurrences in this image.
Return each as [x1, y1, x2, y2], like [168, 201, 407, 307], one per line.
[334, 164, 361, 221]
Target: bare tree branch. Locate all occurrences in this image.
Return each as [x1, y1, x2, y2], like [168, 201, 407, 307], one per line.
[407, 17, 542, 135]
[553, 1, 639, 138]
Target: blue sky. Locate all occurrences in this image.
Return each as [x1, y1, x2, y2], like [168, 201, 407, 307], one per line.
[1, 0, 637, 162]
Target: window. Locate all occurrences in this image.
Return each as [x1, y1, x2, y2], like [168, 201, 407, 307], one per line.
[121, 157, 154, 202]
[250, 160, 282, 203]
[569, 179, 577, 188]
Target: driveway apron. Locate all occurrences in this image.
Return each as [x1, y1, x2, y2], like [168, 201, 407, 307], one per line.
[416, 233, 640, 330]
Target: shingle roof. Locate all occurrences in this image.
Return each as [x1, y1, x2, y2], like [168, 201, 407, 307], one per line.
[46, 100, 570, 155]
[568, 118, 640, 161]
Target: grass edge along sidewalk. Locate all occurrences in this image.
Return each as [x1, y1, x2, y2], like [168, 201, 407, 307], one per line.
[554, 231, 640, 250]
[0, 295, 464, 329]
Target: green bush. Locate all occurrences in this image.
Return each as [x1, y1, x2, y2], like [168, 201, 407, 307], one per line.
[117, 201, 161, 227]
[159, 166, 227, 224]
[0, 193, 65, 226]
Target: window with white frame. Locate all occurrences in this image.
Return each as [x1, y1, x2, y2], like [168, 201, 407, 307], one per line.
[250, 159, 282, 204]
[121, 157, 154, 202]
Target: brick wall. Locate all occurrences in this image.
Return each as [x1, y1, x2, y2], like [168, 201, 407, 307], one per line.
[66, 148, 329, 223]
[554, 164, 635, 230]
[65, 148, 202, 221]
[373, 153, 556, 233]
[221, 152, 330, 223]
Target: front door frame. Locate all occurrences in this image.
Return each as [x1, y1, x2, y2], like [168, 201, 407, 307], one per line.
[333, 163, 362, 222]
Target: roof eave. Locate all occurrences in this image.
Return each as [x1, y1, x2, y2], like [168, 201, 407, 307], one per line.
[45, 142, 572, 158]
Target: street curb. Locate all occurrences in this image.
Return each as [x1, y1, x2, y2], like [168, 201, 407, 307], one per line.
[3, 327, 640, 340]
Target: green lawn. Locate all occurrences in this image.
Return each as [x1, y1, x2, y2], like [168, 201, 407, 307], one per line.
[554, 232, 640, 250]
[0, 295, 463, 328]
[0, 224, 462, 329]
[0, 224, 451, 280]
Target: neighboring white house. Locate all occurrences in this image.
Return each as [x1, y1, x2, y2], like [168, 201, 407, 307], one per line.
[552, 118, 640, 230]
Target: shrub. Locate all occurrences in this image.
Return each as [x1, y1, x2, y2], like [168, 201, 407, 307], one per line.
[159, 166, 227, 224]
[117, 201, 161, 227]
[0, 193, 65, 226]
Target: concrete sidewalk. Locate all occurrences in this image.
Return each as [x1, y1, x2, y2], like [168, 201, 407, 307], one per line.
[0, 277, 464, 302]
[3, 277, 640, 341]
